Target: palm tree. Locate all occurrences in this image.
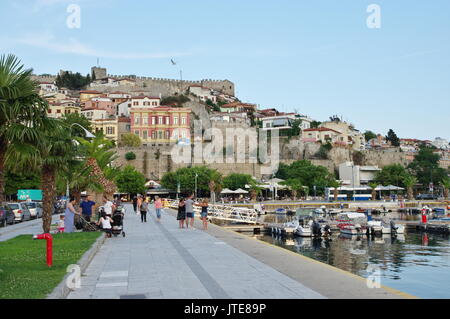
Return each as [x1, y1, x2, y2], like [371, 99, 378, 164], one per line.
[248, 180, 262, 202]
[403, 175, 417, 201]
[281, 179, 303, 200]
[208, 170, 222, 204]
[0, 54, 49, 201]
[7, 119, 73, 233]
[76, 133, 118, 198]
[441, 177, 450, 199]
[329, 180, 342, 201]
[369, 182, 378, 201]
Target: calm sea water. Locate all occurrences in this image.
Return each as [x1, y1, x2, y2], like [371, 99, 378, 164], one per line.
[254, 231, 450, 299]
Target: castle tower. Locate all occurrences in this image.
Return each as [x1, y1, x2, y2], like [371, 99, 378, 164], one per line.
[91, 66, 107, 80]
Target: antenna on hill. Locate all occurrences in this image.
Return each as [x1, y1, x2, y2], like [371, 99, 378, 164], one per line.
[97, 58, 100, 67]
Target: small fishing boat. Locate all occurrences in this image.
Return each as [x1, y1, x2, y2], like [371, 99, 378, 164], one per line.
[275, 208, 287, 215]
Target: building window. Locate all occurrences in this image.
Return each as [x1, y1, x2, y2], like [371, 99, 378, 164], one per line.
[158, 131, 163, 139]
[151, 117, 156, 125]
[134, 130, 140, 136]
[133, 101, 138, 106]
[106, 127, 115, 135]
[181, 130, 186, 138]
[151, 131, 156, 139]
[57, 109, 61, 113]
[166, 116, 170, 124]
[158, 116, 163, 124]
[165, 130, 170, 139]
[181, 117, 186, 125]
[142, 117, 148, 125]
[142, 130, 148, 139]
[173, 116, 178, 125]
[48, 109, 52, 113]
[134, 116, 140, 125]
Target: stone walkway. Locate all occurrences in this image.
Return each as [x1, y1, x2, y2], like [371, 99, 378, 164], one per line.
[67, 204, 325, 299]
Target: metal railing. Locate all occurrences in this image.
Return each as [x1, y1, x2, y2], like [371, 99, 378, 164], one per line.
[165, 199, 259, 224]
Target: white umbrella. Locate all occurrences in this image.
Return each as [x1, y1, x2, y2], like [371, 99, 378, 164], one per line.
[220, 188, 236, 194]
[234, 188, 249, 194]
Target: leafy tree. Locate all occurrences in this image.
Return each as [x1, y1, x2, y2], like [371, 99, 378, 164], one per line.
[364, 130, 377, 142]
[310, 121, 321, 128]
[0, 54, 49, 202]
[408, 146, 448, 187]
[274, 160, 335, 195]
[5, 171, 41, 197]
[442, 177, 450, 199]
[222, 173, 254, 190]
[375, 164, 409, 187]
[161, 94, 190, 107]
[386, 129, 400, 147]
[161, 166, 222, 197]
[125, 152, 136, 161]
[119, 133, 142, 147]
[115, 165, 146, 195]
[55, 71, 92, 90]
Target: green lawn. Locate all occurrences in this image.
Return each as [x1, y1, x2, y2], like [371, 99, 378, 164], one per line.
[0, 232, 102, 299]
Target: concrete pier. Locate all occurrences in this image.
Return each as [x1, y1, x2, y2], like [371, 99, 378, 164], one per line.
[65, 204, 416, 299]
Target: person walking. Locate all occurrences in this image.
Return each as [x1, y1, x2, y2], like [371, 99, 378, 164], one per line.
[80, 195, 95, 222]
[177, 198, 186, 228]
[140, 196, 148, 223]
[137, 195, 143, 216]
[199, 198, 209, 230]
[132, 195, 138, 213]
[185, 194, 195, 229]
[154, 196, 163, 222]
[65, 196, 81, 233]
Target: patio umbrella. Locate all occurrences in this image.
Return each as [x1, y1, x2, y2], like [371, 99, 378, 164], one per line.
[234, 188, 249, 194]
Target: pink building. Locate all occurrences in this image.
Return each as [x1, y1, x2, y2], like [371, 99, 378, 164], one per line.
[83, 97, 116, 117]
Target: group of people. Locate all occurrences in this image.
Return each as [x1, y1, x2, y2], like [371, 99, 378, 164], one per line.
[58, 195, 118, 237]
[177, 194, 209, 230]
[132, 195, 163, 223]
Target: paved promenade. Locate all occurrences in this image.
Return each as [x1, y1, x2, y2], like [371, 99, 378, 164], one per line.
[0, 215, 59, 242]
[66, 204, 414, 299]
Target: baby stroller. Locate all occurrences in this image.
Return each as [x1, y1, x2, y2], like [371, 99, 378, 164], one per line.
[111, 205, 125, 237]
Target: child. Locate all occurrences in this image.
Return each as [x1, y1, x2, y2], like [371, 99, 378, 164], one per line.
[57, 214, 65, 233]
[97, 212, 113, 238]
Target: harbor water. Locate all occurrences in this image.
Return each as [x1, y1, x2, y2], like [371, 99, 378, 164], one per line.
[218, 210, 450, 299]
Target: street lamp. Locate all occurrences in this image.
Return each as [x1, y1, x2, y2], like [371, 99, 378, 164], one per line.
[70, 123, 95, 138]
[195, 173, 198, 198]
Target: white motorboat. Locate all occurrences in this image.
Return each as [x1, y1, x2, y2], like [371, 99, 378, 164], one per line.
[340, 224, 366, 235]
[381, 222, 405, 235]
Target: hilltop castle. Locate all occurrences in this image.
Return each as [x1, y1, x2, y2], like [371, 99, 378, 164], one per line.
[32, 66, 235, 98]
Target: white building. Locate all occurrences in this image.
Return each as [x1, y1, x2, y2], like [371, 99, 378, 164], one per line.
[81, 108, 109, 121]
[131, 96, 161, 108]
[338, 161, 381, 186]
[188, 85, 217, 103]
[432, 137, 450, 150]
[39, 82, 58, 94]
[261, 114, 304, 131]
[117, 100, 132, 117]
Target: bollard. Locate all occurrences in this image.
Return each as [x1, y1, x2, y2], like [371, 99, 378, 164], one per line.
[33, 233, 53, 267]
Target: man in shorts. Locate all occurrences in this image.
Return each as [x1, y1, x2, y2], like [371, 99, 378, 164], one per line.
[184, 194, 195, 229]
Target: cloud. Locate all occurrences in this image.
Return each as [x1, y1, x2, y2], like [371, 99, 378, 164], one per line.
[14, 33, 192, 59]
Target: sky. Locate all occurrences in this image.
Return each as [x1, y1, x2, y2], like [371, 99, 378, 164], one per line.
[1, 0, 449, 140]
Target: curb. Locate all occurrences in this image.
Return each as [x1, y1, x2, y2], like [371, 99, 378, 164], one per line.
[46, 233, 106, 299]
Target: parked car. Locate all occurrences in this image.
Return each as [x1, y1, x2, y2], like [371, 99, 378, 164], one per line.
[24, 202, 42, 219]
[0, 204, 15, 227]
[416, 194, 439, 200]
[7, 203, 32, 222]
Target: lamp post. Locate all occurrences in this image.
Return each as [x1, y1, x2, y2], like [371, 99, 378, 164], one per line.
[195, 173, 198, 198]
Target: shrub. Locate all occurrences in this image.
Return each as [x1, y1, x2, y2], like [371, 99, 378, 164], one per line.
[125, 152, 136, 161]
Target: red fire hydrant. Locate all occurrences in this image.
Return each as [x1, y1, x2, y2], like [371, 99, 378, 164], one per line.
[33, 233, 53, 267]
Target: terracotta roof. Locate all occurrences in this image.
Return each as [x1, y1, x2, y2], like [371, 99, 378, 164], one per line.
[118, 117, 131, 123]
[222, 102, 256, 108]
